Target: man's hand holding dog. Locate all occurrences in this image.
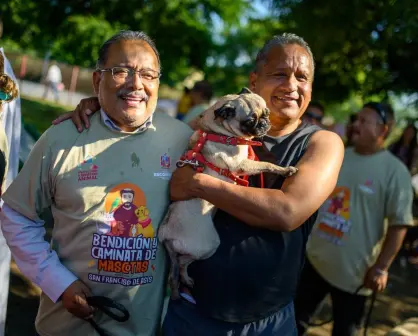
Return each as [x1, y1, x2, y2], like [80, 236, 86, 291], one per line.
[170, 166, 214, 201]
[61, 279, 95, 319]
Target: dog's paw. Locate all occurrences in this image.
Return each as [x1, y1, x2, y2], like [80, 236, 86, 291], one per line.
[285, 166, 298, 177]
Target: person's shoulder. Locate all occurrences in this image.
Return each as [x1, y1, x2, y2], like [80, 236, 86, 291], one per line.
[309, 129, 345, 153]
[382, 150, 411, 177]
[153, 112, 193, 137]
[41, 117, 88, 147]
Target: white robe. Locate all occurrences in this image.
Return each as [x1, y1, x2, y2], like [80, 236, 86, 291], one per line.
[0, 48, 22, 336]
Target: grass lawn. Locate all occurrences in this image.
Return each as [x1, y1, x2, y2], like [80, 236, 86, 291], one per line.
[21, 96, 73, 134]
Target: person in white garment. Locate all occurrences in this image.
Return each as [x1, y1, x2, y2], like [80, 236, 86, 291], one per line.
[42, 61, 62, 103]
[0, 48, 21, 190]
[0, 48, 20, 336]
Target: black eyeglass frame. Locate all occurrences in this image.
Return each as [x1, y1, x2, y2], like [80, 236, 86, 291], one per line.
[305, 110, 323, 122]
[96, 67, 161, 82]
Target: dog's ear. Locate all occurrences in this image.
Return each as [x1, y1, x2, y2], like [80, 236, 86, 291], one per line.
[214, 103, 236, 120]
[238, 87, 252, 95]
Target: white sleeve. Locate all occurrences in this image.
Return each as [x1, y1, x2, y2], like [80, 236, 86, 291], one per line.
[0, 48, 22, 189]
[0, 204, 77, 302]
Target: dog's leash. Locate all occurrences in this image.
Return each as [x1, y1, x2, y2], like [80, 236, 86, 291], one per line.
[306, 286, 377, 336]
[85, 296, 130, 336]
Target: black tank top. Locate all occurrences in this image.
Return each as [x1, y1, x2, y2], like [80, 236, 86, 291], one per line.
[188, 122, 322, 323]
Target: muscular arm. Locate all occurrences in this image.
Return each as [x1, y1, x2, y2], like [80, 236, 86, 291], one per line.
[174, 130, 344, 231]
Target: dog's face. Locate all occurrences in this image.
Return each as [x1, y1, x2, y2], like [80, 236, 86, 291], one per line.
[199, 87, 270, 138]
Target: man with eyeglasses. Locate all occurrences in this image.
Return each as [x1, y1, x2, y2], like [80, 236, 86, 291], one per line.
[0, 30, 192, 336]
[295, 102, 415, 336]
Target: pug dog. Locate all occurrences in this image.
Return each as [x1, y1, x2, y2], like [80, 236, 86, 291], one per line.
[158, 87, 298, 299]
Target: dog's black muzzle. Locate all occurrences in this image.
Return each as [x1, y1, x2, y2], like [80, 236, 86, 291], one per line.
[241, 112, 271, 137]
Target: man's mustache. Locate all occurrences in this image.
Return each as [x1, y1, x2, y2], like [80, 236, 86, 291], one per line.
[117, 90, 149, 102]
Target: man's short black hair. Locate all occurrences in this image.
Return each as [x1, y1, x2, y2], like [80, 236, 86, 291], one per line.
[192, 80, 213, 102]
[96, 30, 161, 71]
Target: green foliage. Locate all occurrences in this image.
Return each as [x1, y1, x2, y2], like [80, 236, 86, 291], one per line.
[205, 17, 283, 95]
[273, 0, 418, 105]
[20, 96, 72, 134]
[2, 0, 418, 111]
[1, 0, 251, 88]
[50, 16, 122, 68]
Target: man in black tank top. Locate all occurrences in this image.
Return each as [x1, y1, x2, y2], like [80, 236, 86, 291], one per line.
[163, 33, 345, 336]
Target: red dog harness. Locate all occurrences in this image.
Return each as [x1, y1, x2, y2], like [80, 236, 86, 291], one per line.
[177, 130, 264, 187]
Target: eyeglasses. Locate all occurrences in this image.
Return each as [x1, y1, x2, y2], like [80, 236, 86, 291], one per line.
[305, 111, 323, 122]
[97, 67, 161, 84]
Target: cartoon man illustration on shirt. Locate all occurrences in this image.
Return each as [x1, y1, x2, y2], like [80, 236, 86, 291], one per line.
[107, 187, 154, 238]
[112, 188, 139, 237]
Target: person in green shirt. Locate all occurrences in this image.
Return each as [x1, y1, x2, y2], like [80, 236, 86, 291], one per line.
[1, 30, 192, 336]
[295, 102, 415, 336]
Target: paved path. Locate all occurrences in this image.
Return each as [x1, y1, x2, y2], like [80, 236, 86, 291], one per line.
[19, 80, 89, 107]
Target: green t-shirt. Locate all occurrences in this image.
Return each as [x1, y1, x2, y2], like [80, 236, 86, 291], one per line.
[182, 103, 209, 124]
[307, 148, 414, 295]
[3, 112, 192, 336]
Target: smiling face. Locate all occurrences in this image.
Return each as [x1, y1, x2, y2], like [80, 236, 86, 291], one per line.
[249, 43, 313, 131]
[93, 40, 160, 132]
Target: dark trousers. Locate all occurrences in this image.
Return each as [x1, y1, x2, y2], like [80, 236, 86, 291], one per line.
[294, 258, 367, 336]
[162, 298, 297, 336]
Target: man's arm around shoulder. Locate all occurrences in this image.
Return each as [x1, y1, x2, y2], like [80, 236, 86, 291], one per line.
[171, 130, 344, 231]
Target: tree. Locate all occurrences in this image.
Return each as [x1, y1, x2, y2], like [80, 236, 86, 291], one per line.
[205, 17, 283, 95]
[272, 0, 418, 105]
[1, 0, 251, 88]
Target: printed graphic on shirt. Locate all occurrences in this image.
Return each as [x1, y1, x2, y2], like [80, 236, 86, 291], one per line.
[78, 154, 99, 181]
[160, 153, 171, 169]
[314, 186, 352, 246]
[358, 179, 375, 194]
[154, 152, 172, 180]
[131, 152, 140, 168]
[88, 183, 158, 286]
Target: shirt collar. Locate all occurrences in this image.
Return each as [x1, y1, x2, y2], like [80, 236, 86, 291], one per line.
[100, 109, 153, 134]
